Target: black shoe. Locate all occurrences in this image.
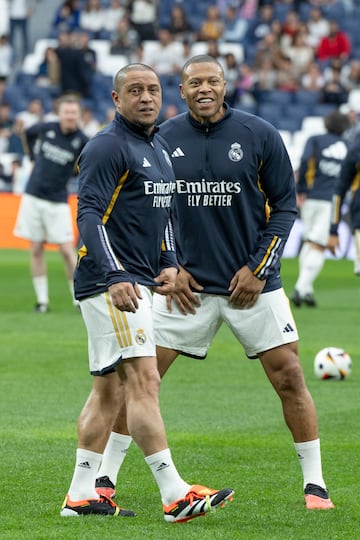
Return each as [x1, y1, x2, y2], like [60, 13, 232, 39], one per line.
[95, 475, 116, 499]
[290, 290, 302, 307]
[303, 293, 317, 307]
[34, 303, 49, 313]
[60, 494, 136, 517]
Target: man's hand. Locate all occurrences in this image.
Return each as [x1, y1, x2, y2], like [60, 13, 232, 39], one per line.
[108, 282, 142, 312]
[167, 266, 203, 314]
[327, 234, 339, 256]
[228, 265, 265, 309]
[153, 267, 178, 295]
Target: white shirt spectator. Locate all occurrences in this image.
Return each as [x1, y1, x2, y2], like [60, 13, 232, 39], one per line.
[79, 0, 106, 35]
[0, 35, 12, 78]
[0, 0, 9, 35]
[130, 0, 156, 25]
[103, 0, 125, 33]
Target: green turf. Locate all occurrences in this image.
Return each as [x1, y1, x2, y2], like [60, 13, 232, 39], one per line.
[0, 250, 359, 539]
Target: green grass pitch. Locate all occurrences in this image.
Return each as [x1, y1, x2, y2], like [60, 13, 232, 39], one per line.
[0, 250, 359, 539]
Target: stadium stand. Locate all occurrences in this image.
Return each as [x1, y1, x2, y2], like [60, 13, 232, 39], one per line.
[1, 0, 360, 187]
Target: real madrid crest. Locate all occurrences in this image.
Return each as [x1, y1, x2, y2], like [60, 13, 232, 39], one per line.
[228, 142, 243, 162]
[135, 328, 147, 345]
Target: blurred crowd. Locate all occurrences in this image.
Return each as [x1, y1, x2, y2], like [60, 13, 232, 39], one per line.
[0, 0, 360, 191]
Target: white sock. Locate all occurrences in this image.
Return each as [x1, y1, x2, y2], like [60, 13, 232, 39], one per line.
[294, 439, 326, 490]
[145, 448, 190, 505]
[97, 432, 132, 485]
[33, 275, 48, 305]
[294, 247, 325, 295]
[68, 448, 102, 501]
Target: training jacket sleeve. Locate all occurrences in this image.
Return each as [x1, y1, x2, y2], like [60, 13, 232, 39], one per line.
[246, 125, 298, 280]
[77, 134, 136, 287]
[330, 144, 357, 235]
[297, 136, 316, 195]
[159, 218, 178, 271]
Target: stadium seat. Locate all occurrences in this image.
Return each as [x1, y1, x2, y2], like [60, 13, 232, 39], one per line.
[276, 116, 302, 133]
[257, 102, 283, 125]
[284, 103, 313, 124]
[293, 90, 320, 109]
[257, 90, 292, 106]
[312, 103, 338, 117]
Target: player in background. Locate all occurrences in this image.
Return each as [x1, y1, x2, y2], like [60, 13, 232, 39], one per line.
[60, 63, 234, 521]
[14, 95, 88, 312]
[291, 111, 350, 308]
[96, 55, 334, 511]
[328, 134, 360, 274]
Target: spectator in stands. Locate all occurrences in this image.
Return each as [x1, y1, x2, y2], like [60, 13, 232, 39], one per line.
[285, 29, 315, 76]
[79, 0, 106, 40]
[52, 0, 81, 35]
[167, 4, 194, 42]
[280, 9, 301, 48]
[341, 59, 360, 91]
[159, 103, 180, 123]
[291, 111, 350, 308]
[129, 0, 157, 41]
[222, 52, 240, 106]
[0, 162, 12, 191]
[222, 4, 248, 43]
[301, 60, 325, 91]
[80, 105, 100, 138]
[0, 0, 9, 37]
[109, 14, 139, 57]
[36, 46, 60, 92]
[143, 28, 182, 76]
[16, 98, 44, 128]
[9, 0, 33, 60]
[321, 62, 349, 106]
[103, 0, 126, 35]
[245, 3, 274, 45]
[276, 57, 300, 92]
[254, 31, 287, 71]
[235, 62, 257, 106]
[0, 101, 13, 152]
[253, 57, 278, 98]
[316, 20, 351, 63]
[198, 5, 225, 42]
[77, 31, 97, 88]
[55, 30, 95, 98]
[306, 6, 330, 49]
[7, 117, 25, 156]
[0, 35, 13, 79]
[178, 37, 193, 67]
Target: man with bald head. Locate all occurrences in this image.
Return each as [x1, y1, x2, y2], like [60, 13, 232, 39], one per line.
[60, 63, 233, 521]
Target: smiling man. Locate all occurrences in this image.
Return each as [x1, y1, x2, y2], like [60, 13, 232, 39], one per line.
[61, 63, 234, 521]
[98, 56, 335, 512]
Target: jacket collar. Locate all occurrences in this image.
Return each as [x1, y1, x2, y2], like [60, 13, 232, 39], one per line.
[186, 102, 231, 131]
[114, 111, 159, 141]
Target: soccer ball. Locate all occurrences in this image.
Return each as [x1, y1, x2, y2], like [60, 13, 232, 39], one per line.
[314, 347, 352, 380]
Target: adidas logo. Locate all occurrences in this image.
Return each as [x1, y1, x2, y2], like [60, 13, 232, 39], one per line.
[171, 147, 185, 158]
[283, 323, 294, 333]
[142, 157, 151, 167]
[78, 461, 91, 469]
[156, 462, 170, 471]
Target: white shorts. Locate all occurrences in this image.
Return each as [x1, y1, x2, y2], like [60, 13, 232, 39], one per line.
[80, 286, 156, 375]
[13, 193, 74, 244]
[300, 199, 331, 247]
[153, 288, 299, 359]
